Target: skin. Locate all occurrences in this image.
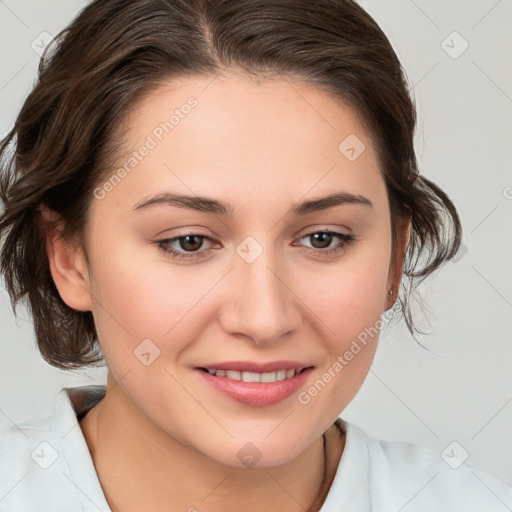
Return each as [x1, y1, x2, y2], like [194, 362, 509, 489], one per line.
[41, 72, 410, 512]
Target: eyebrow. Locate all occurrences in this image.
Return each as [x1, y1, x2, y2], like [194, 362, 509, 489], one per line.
[132, 191, 373, 216]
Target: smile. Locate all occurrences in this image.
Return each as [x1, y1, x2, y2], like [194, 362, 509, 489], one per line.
[196, 366, 315, 406]
[199, 368, 302, 382]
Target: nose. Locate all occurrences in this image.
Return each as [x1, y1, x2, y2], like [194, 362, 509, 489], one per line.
[219, 243, 302, 346]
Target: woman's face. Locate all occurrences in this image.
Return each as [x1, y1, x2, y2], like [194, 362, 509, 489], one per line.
[78, 73, 401, 466]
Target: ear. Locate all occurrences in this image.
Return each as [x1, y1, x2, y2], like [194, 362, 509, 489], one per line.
[38, 204, 92, 312]
[385, 212, 411, 310]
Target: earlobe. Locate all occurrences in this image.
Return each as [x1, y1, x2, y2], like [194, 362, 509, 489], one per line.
[38, 204, 92, 312]
[385, 213, 411, 309]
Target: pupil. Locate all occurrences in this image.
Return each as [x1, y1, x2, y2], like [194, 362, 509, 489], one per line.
[311, 233, 332, 249]
[181, 235, 202, 251]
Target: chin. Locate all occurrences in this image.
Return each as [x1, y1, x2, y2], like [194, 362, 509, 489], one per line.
[198, 434, 307, 469]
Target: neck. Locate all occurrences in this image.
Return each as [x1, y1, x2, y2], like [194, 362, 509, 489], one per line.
[79, 377, 345, 512]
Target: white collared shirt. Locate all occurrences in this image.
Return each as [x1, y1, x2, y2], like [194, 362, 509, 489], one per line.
[1, 385, 511, 511]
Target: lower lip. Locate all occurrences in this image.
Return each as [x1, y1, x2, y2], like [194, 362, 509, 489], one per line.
[196, 367, 314, 407]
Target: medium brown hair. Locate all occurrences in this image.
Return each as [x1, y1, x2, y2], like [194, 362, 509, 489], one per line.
[0, 0, 461, 370]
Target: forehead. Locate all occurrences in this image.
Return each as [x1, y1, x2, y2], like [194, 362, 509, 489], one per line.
[97, 73, 386, 217]
[125, 72, 372, 154]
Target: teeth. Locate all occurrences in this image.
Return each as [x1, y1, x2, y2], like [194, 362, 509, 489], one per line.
[205, 368, 299, 382]
[242, 371, 261, 382]
[261, 372, 277, 382]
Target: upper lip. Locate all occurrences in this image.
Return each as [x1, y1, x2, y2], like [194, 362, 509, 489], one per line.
[196, 360, 314, 373]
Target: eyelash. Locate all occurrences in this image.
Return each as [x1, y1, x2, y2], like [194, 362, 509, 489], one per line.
[155, 229, 356, 260]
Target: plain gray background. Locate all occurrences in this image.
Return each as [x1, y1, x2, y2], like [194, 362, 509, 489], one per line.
[1, 0, 511, 487]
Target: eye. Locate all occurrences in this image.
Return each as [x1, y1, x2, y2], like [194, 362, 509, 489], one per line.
[155, 229, 356, 260]
[295, 229, 356, 257]
[156, 234, 214, 260]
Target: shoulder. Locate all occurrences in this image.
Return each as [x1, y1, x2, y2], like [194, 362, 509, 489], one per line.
[0, 413, 75, 510]
[0, 386, 110, 511]
[0, 412, 58, 475]
[326, 419, 512, 512]
[359, 423, 512, 511]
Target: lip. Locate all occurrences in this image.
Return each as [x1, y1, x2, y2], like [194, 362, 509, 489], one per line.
[195, 360, 311, 373]
[195, 365, 315, 407]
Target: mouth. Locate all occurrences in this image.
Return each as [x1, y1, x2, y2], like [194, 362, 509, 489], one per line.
[195, 362, 315, 407]
[197, 366, 312, 382]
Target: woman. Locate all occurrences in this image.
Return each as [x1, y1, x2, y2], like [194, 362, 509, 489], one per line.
[0, 0, 510, 511]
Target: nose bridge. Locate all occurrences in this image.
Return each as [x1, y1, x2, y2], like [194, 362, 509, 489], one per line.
[222, 236, 299, 344]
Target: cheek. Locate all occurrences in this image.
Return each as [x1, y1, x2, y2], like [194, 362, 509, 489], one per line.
[293, 256, 390, 416]
[88, 215, 391, 368]
[297, 238, 391, 341]
[89, 245, 204, 344]
[86, 229, 230, 376]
